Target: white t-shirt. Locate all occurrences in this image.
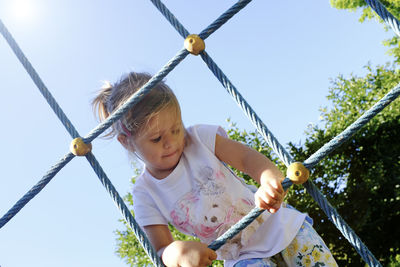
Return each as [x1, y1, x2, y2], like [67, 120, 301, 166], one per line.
[132, 124, 305, 266]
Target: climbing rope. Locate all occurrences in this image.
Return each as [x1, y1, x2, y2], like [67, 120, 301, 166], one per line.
[304, 83, 400, 169]
[365, 0, 400, 37]
[0, 19, 80, 139]
[1, 0, 399, 266]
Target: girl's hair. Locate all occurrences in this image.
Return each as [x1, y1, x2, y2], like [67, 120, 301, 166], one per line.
[92, 72, 181, 138]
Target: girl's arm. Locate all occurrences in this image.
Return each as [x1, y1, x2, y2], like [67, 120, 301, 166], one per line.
[215, 134, 285, 213]
[143, 224, 217, 267]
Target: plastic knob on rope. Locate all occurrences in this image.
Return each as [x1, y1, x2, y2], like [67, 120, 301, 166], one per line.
[287, 162, 309, 184]
[70, 138, 92, 156]
[184, 34, 205, 55]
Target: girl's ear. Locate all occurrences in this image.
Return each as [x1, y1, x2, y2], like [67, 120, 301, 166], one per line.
[117, 133, 132, 150]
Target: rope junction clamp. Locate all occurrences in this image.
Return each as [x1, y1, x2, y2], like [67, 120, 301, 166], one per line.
[70, 137, 92, 156]
[184, 34, 205, 55]
[287, 162, 310, 184]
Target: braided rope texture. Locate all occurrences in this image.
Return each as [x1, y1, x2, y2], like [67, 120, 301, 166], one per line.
[0, 20, 80, 139]
[365, 0, 400, 37]
[1, 0, 399, 266]
[0, 152, 75, 228]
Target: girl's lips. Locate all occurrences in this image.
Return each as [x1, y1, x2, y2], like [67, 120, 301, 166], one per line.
[163, 150, 177, 158]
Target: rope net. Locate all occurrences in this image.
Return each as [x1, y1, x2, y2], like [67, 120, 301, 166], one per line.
[1, 0, 399, 266]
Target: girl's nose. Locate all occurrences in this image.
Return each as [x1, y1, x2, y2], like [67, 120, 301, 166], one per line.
[163, 134, 174, 149]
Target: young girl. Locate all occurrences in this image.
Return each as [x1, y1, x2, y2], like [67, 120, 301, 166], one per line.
[93, 72, 338, 267]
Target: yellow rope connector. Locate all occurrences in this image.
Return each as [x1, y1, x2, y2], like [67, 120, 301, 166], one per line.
[287, 162, 310, 184]
[70, 137, 92, 156]
[184, 34, 205, 55]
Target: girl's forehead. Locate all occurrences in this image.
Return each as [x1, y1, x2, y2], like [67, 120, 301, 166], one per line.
[142, 107, 182, 135]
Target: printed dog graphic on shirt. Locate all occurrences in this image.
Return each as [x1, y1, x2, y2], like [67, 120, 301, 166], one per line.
[170, 166, 263, 260]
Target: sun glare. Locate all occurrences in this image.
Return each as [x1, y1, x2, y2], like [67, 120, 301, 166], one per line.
[10, 0, 37, 22]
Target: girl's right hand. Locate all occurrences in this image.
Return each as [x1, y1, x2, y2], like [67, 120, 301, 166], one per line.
[162, 240, 217, 267]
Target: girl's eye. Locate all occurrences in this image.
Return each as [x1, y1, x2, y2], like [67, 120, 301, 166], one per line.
[151, 136, 161, 143]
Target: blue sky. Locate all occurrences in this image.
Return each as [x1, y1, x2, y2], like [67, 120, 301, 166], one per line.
[0, 1, 394, 266]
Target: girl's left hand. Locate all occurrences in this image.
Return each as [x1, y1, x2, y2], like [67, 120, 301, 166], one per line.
[254, 175, 285, 213]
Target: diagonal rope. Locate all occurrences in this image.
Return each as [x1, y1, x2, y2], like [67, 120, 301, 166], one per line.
[365, 0, 400, 37]
[150, 0, 289, 165]
[208, 178, 292, 251]
[2, 0, 397, 265]
[0, 20, 189, 267]
[85, 153, 165, 266]
[148, 1, 385, 265]
[149, 0, 190, 39]
[83, 48, 189, 143]
[198, 0, 253, 40]
[303, 181, 381, 267]
[150, 0, 253, 41]
[199, 48, 382, 266]
[200, 47, 386, 266]
[0, 19, 80, 139]
[200, 51, 293, 167]
[304, 83, 400, 169]
[0, 152, 75, 229]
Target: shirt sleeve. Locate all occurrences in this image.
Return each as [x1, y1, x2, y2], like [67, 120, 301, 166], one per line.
[190, 124, 227, 154]
[132, 182, 168, 227]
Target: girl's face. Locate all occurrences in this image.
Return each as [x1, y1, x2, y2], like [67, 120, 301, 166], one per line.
[132, 106, 185, 179]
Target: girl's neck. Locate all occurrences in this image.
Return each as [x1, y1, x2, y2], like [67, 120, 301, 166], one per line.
[146, 163, 178, 180]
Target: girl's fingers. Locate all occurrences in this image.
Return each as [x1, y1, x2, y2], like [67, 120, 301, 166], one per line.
[255, 196, 269, 210]
[204, 251, 216, 267]
[208, 249, 217, 260]
[255, 189, 277, 210]
[255, 184, 284, 212]
[264, 184, 282, 201]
